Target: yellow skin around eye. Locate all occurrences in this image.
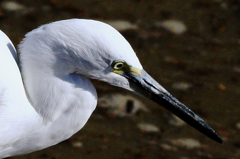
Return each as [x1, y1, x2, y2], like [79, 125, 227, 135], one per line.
[112, 62, 142, 76]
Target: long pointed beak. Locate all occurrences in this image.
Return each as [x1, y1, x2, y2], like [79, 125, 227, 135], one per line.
[122, 69, 222, 143]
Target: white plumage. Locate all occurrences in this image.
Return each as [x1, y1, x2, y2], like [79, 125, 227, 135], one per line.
[0, 19, 221, 158]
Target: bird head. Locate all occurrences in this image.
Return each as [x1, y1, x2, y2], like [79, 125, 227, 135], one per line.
[20, 19, 222, 143]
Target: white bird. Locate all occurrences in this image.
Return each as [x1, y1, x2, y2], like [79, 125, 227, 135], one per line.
[0, 19, 222, 158]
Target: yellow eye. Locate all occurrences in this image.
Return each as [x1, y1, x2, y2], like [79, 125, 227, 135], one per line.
[112, 61, 125, 70]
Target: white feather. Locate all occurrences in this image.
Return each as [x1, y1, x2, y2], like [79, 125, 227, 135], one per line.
[0, 19, 143, 157]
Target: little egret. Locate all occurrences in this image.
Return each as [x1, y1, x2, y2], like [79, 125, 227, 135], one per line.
[0, 19, 222, 158]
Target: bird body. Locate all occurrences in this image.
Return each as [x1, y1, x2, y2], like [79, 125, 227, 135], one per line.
[0, 21, 99, 157]
[0, 19, 222, 158]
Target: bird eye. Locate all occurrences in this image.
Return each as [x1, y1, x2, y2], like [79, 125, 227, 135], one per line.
[114, 63, 123, 69]
[112, 61, 125, 70]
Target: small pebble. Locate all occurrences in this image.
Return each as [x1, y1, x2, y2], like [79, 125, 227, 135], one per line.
[236, 122, 240, 129]
[105, 20, 138, 32]
[137, 123, 160, 133]
[155, 19, 187, 35]
[233, 66, 240, 73]
[72, 141, 83, 148]
[98, 94, 149, 117]
[164, 56, 176, 63]
[172, 82, 192, 91]
[169, 138, 201, 149]
[218, 84, 226, 90]
[220, 2, 228, 10]
[1, 1, 26, 11]
[159, 143, 177, 151]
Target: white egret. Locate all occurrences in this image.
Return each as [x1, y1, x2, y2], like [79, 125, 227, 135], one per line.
[0, 19, 222, 158]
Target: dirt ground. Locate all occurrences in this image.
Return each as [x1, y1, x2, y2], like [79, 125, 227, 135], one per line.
[1, 0, 240, 158]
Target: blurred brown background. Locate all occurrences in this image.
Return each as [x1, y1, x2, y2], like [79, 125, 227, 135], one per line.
[1, 0, 240, 158]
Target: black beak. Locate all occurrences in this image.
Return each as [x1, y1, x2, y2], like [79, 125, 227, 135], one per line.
[123, 69, 222, 143]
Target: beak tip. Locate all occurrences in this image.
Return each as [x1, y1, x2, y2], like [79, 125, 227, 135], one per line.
[196, 121, 223, 144]
[217, 138, 223, 144]
[211, 132, 223, 144]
